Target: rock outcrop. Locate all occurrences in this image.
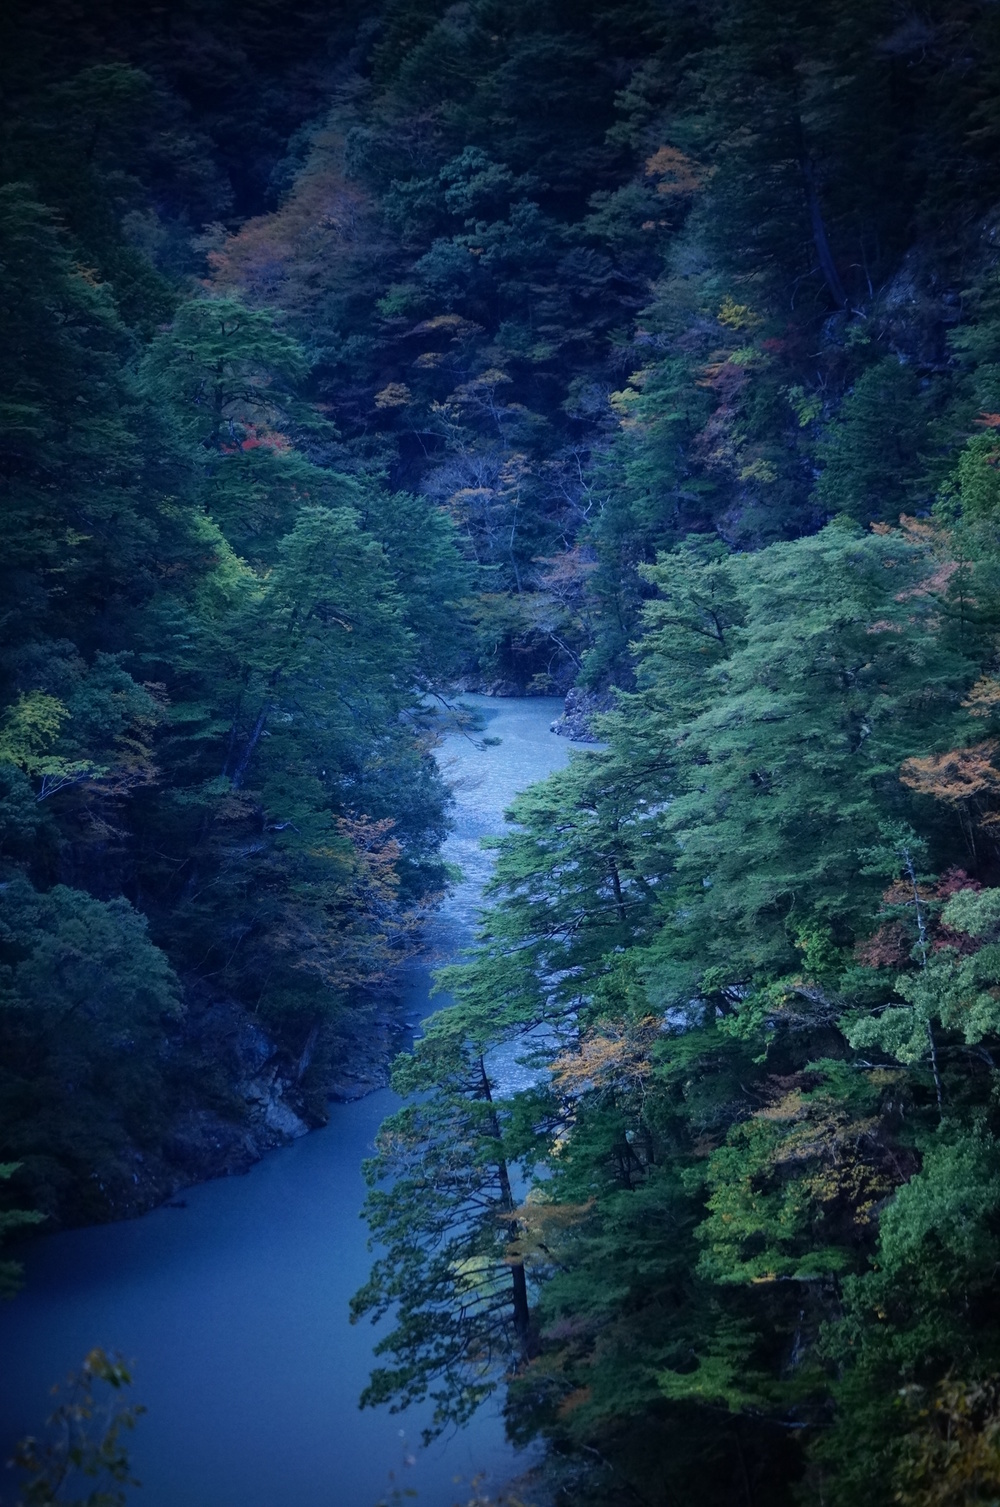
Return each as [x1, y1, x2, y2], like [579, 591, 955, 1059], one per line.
[550, 687, 615, 742]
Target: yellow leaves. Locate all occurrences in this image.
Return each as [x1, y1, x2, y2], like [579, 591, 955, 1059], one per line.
[875, 516, 959, 602]
[72, 261, 103, 288]
[467, 366, 512, 391]
[518, 1193, 595, 1230]
[755, 1088, 809, 1124]
[0, 691, 69, 769]
[504, 1195, 595, 1275]
[511, 1194, 594, 1245]
[374, 382, 412, 410]
[608, 386, 643, 429]
[748, 1078, 900, 1229]
[433, 369, 514, 433]
[899, 514, 941, 543]
[550, 1015, 661, 1100]
[894, 558, 958, 600]
[695, 358, 748, 396]
[333, 814, 410, 930]
[785, 383, 823, 427]
[534, 545, 598, 594]
[410, 313, 478, 336]
[963, 677, 1000, 719]
[406, 313, 484, 380]
[717, 295, 763, 332]
[739, 458, 778, 484]
[894, 1377, 1000, 1507]
[451, 1255, 506, 1301]
[900, 743, 1000, 805]
[268, 812, 425, 998]
[869, 518, 956, 606]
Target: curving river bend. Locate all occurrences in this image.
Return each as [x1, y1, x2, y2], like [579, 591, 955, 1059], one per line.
[0, 697, 577, 1507]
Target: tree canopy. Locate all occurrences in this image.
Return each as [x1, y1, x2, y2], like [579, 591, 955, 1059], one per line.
[9, 2, 1000, 1503]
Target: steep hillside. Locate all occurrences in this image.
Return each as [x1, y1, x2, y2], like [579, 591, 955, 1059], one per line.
[7, 6, 1000, 1502]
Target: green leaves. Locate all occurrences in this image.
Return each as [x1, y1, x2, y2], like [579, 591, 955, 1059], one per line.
[379, 502, 1000, 1504]
[354, 1036, 532, 1441]
[878, 1132, 1000, 1276]
[636, 524, 975, 1011]
[0, 878, 182, 1219]
[848, 883, 1000, 1066]
[141, 295, 308, 453]
[0, 180, 464, 1221]
[0, 693, 74, 775]
[817, 359, 932, 523]
[0, 1162, 44, 1298]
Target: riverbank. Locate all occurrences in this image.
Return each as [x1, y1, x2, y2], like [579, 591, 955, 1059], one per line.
[33, 690, 590, 1229]
[69, 985, 409, 1225]
[0, 696, 574, 1507]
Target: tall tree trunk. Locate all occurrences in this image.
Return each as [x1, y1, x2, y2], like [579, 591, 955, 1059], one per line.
[903, 848, 944, 1117]
[478, 1055, 531, 1345]
[295, 1020, 320, 1082]
[229, 704, 269, 789]
[794, 114, 848, 309]
[609, 857, 627, 923]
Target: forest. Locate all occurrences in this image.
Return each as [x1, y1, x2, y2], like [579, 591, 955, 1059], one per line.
[6, 0, 1000, 1503]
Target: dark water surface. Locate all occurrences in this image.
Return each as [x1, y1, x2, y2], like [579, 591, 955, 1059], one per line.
[0, 697, 579, 1507]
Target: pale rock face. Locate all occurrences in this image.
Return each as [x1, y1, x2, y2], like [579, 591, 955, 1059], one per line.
[260, 1093, 310, 1139]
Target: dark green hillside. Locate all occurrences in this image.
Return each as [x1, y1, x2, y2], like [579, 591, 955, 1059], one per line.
[7, 3, 1000, 1502]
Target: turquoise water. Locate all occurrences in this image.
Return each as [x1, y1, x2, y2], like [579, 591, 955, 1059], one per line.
[0, 698, 577, 1507]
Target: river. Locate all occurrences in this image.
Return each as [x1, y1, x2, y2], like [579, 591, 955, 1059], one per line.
[0, 696, 582, 1507]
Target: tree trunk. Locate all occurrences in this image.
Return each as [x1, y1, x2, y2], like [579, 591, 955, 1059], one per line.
[609, 857, 627, 923]
[794, 114, 848, 309]
[478, 1055, 531, 1345]
[229, 704, 269, 790]
[295, 1021, 320, 1083]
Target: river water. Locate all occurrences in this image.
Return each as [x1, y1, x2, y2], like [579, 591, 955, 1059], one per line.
[0, 697, 580, 1507]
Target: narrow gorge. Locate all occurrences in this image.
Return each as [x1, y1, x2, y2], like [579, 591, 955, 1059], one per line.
[0, 698, 580, 1506]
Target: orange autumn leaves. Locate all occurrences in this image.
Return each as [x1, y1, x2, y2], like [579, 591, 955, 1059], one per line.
[878, 518, 1000, 830]
[900, 675, 1000, 828]
[900, 742, 1000, 814]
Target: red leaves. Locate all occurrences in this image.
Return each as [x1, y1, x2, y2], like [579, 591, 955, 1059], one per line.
[856, 870, 984, 967]
[856, 922, 912, 969]
[218, 422, 291, 454]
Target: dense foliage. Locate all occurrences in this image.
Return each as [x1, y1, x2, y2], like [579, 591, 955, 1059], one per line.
[0, 3, 468, 1226]
[340, 4, 1000, 1505]
[9, 0, 1000, 1502]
